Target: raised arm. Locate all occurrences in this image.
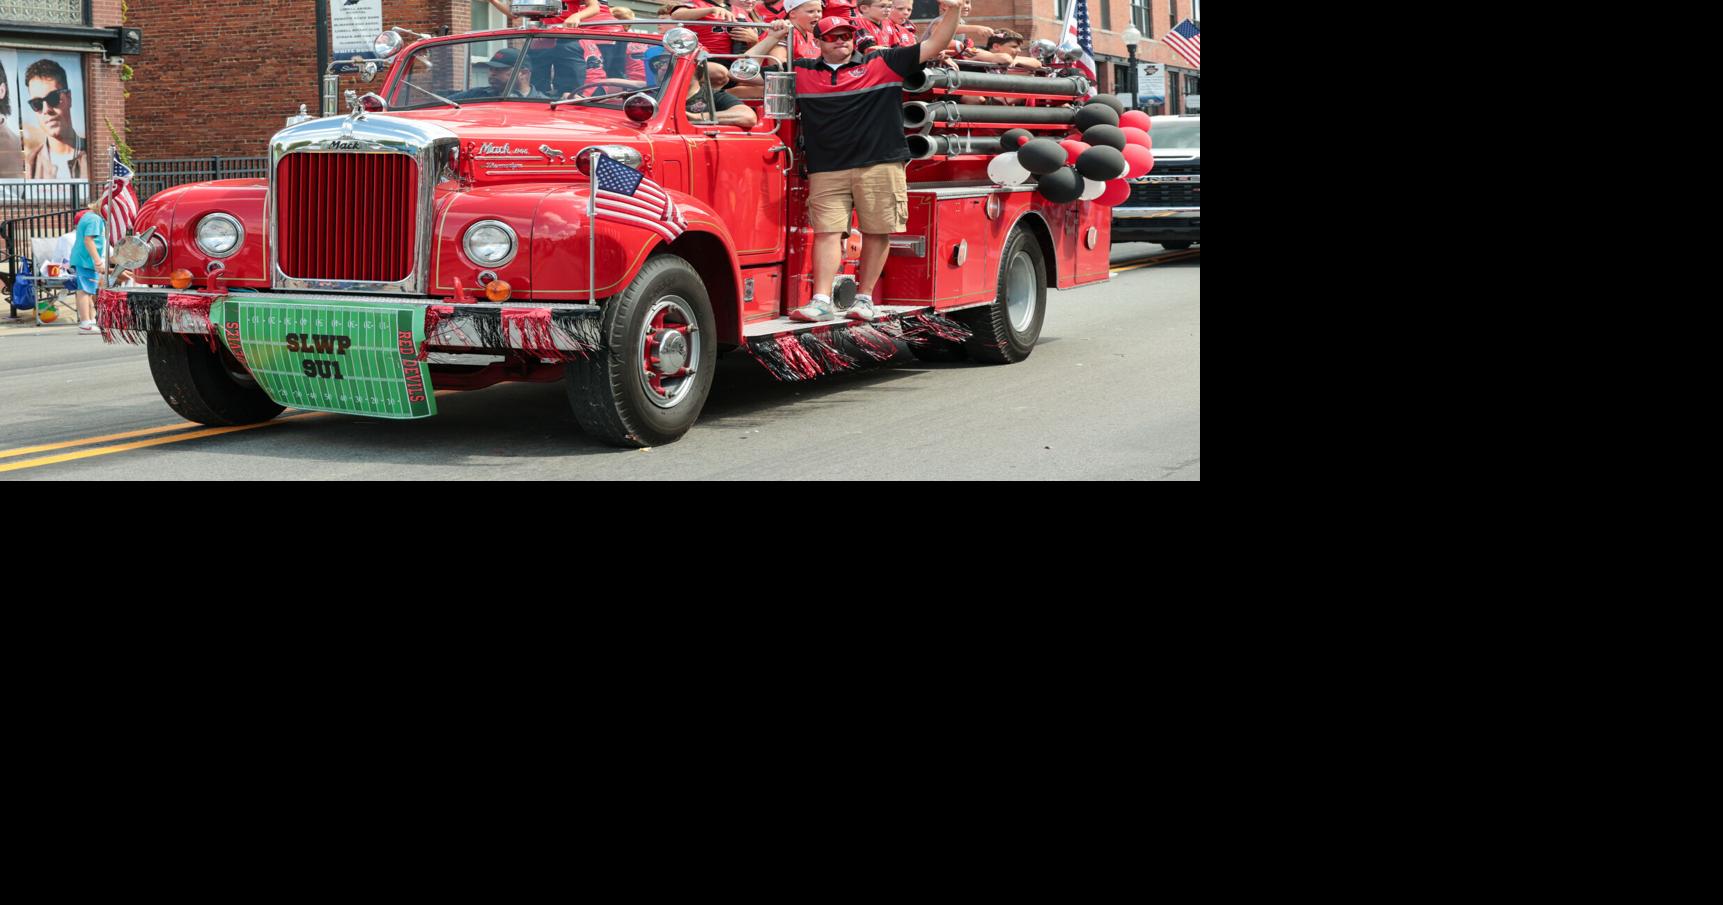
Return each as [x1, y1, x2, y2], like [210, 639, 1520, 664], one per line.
[918, 0, 965, 64]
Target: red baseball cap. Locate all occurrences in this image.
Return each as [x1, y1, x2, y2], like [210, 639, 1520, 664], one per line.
[814, 16, 858, 39]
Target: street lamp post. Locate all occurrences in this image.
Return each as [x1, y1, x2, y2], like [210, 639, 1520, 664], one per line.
[1122, 25, 1143, 111]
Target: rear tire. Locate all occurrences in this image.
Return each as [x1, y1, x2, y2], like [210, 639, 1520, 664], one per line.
[567, 254, 717, 448]
[955, 228, 1047, 364]
[148, 333, 284, 426]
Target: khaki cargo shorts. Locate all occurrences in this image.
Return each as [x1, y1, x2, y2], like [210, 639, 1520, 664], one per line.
[808, 162, 908, 235]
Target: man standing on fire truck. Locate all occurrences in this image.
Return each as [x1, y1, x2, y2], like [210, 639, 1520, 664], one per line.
[785, 0, 963, 322]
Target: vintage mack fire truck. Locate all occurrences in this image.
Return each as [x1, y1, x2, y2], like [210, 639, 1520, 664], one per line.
[97, 5, 1113, 447]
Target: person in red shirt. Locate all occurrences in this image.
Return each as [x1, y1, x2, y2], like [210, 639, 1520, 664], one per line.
[496, 0, 612, 97]
[744, 0, 824, 62]
[853, 0, 892, 49]
[884, 0, 918, 47]
[669, 0, 760, 57]
[786, 1, 964, 323]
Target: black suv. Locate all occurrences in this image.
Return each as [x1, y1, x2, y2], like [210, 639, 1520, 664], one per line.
[1111, 115, 1200, 250]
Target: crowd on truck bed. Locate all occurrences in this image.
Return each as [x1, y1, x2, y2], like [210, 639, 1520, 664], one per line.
[475, 0, 1084, 119]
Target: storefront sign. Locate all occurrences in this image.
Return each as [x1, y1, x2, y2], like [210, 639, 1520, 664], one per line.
[1138, 61, 1166, 107]
[330, 0, 385, 73]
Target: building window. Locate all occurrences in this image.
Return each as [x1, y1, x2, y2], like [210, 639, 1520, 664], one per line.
[1102, 3, 1111, 31]
[1170, 0, 1178, 28]
[0, 0, 85, 26]
[1132, 0, 1151, 35]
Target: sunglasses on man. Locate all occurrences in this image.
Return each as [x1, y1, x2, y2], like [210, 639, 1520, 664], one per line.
[28, 88, 70, 112]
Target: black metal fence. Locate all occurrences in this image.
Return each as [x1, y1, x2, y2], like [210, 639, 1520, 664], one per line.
[132, 157, 270, 201]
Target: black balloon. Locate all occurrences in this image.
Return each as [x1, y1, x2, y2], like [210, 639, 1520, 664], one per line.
[1035, 166, 1084, 203]
[1086, 95, 1125, 114]
[1073, 103, 1120, 131]
[999, 128, 1034, 151]
[1076, 146, 1127, 182]
[1017, 138, 1069, 176]
[1082, 124, 1127, 150]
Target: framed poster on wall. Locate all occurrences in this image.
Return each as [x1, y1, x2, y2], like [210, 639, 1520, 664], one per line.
[2, 49, 89, 185]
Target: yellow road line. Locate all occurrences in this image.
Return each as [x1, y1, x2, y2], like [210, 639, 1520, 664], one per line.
[0, 420, 299, 474]
[1111, 250, 1202, 274]
[0, 388, 462, 475]
[1, 422, 202, 459]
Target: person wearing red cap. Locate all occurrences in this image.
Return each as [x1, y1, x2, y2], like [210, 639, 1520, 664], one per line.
[783, 0, 963, 323]
[744, 0, 825, 61]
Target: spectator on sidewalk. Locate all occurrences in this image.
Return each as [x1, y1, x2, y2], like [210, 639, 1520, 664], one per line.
[70, 198, 106, 334]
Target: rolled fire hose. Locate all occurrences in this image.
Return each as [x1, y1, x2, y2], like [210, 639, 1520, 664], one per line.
[905, 135, 1007, 159]
[903, 67, 1090, 99]
[901, 101, 1079, 131]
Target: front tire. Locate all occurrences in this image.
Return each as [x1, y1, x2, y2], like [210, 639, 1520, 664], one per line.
[147, 333, 284, 426]
[955, 228, 1047, 364]
[567, 254, 718, 448]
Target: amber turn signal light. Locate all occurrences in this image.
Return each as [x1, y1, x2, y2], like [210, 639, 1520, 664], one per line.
[485, 280, 513, 303]
[169, 269, 194, 290]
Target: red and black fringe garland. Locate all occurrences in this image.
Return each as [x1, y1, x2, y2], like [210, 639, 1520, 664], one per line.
[897, 311, 974, 346]
[777, 333, 824, 380]
[799, 327, 858, 373]
[420, 304, 456, 359]
[502, 307, 559, 359]
[168, 294, 220, 351]
[97, 288, 165, 345]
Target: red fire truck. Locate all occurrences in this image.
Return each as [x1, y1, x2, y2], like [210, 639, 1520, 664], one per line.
[98, 12, 1112, 447]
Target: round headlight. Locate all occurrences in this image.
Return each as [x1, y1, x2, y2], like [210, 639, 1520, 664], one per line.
[663, 28, 701, 57]
[195, 213, 243, 258]
[464, 220, 518, 267]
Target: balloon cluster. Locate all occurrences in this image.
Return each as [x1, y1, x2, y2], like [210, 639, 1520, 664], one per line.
[986, 100, 1156, 207]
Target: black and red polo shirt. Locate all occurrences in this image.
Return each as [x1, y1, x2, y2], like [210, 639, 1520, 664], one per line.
[793, 43, 921, 174]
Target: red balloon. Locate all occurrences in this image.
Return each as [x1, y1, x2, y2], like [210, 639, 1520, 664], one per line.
[1120, 110, 1153, 132]
[1098, 178, 1132, 207]
[1122, 127, 1152, 150]
[1060, 139, 1091, 165]
[1122, 143, 1154, 179]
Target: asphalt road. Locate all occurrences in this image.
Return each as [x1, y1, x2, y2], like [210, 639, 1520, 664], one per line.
[0, 243, 1198, 480]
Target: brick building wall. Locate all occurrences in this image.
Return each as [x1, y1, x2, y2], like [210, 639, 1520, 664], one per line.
[126, 1, 476, 159]
[85, 0, 125, 175]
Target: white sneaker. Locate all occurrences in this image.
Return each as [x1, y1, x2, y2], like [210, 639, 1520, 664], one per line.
[847, 294, 878, 321]
[78, 320, 100, 335]
[789, 296, 836, 322]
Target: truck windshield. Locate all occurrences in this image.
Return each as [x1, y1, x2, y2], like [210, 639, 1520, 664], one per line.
[1152, 120, 1201, 151]
[386, 34, 672, 110]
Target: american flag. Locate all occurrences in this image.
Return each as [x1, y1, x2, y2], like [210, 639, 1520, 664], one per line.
[1163, 18, 1201, 69]
[592, 154, 685, 243]
[1058, 0, 1096, 87]
[101, 149, 140, 239]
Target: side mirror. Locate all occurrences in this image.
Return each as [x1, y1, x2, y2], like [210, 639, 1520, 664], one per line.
[373, 31, 404, 60]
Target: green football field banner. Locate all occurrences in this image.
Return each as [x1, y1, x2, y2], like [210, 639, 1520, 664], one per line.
[215, 297, 436, 420]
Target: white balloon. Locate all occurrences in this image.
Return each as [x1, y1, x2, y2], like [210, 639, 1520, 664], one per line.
[1080, 178, 1107, 201]
[988, 152, 1033, 187]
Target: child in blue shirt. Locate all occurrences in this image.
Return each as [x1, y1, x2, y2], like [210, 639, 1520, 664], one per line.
[70, 201, 106, 334]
